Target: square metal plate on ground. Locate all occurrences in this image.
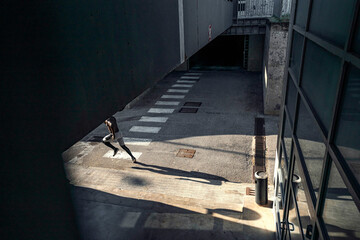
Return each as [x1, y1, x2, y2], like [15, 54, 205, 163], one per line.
[179, 107, 198, 113]
[176, 149, 196, 158]
[183, 102, 202, 107]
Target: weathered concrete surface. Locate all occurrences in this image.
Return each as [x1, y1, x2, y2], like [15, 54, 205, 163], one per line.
[248, 35, 265, 72]
[63, 70, 278, 239]
[262, 21, 289, 115]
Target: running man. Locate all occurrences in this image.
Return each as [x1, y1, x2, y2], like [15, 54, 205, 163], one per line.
[102, 116, 137, 163]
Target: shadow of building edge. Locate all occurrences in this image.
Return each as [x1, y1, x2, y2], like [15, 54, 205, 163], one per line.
[131, 162, 228, 186]
[72, 186, 274, 240]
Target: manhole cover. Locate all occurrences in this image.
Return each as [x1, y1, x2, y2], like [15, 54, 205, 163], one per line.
[179, 108, 198, 113]
[183, 102, 202, 107]
[176, 149, 196, 158]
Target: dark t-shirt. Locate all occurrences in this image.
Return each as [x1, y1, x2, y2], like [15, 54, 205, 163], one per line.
[106, 116, 119, 133]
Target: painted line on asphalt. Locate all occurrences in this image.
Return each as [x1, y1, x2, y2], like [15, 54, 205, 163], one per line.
[123, 137, 152, 146]
[103, 150, 142, 160]
[148, 108, 175, 114]
[130, 126, 161, 133]
[161, 95, 185, 99]
[139, 116, 168, 123]
[184, 72, 202, 76]
[119, 212, 142, 228]
[155, 101, 180, 106]
[167, 89, 189, 93]
[180, 76, 200, 80]
[177, 80, 196, 83]
[171, 84, 193, 88]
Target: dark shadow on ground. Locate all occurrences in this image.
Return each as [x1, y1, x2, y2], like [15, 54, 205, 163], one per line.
[72, 186, 275, 240]
[132, 162, 228, 186]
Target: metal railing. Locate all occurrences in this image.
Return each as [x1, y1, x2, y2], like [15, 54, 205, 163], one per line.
[237, 0, 274, 18]
[236, 0, 291, 19]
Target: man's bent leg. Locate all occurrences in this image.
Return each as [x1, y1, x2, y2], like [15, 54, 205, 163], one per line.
[120, 144, 136, 162]
[103, 134, 119, 156]
[118, 137, 136, 162]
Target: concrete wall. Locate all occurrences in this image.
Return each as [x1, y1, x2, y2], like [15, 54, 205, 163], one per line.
[248, 35, 265, 72]
[0, 1, 233, 239]
[184, 0, 233, 58]
[262, 21, 289, 115]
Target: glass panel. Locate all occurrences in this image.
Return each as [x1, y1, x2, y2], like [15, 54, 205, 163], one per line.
[280, 147, 288, 205]
[289, 31, 304, 80]
[309, 0, 356, 48]
[323, 161, 360, 239]
[293, 157, 313, 238]
[296, 99, 326, 201]
[294, 0, 309, 29]
[286, 76, 297, 122]
[283, 113, 292, 161]
[288, 197, 303, 240]
[301, 40, 341, 132]
[353, 15, 360, 55]
[335, 65, 360, 183]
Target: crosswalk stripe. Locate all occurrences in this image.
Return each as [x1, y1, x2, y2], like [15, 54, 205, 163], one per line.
[172, 84, 193, 88]
[123, 137, 152, 146]
[155, 101, 180, 106]
[184, 72, 202, 76]
[167, 89, 189, 93]
[180, 76, 200, 80]
[130, 126, 161, 133]
[161, 95, 185, 99]
[103, 150, 142, 160]
[139, 116, 168, 123]
[148, 108, 175, 114]
[177, 80, 196, 83]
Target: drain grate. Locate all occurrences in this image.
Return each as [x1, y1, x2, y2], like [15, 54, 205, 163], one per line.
[183, 102, 202, 107]
[176, 149, 196, 158]
[179, 107, 198, 113]
[254, 117, 265, 136]
[253, 118, 266, 180]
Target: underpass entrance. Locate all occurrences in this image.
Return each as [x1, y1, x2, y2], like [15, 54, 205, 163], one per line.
[189, 34, 264, 72]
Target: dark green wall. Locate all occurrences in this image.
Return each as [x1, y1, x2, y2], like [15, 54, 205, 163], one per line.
[0, 1, 232, 239]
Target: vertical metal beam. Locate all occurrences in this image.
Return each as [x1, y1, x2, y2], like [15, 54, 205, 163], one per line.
[178, 0, 185, 64]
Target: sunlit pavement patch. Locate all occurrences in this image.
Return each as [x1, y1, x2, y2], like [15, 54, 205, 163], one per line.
[103, 150, 142, 160]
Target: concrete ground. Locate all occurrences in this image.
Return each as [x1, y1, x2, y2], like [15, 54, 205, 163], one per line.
[63, 70, 279, 240]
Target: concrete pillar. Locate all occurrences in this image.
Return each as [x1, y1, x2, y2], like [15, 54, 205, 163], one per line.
[262, 21, 289, 115]
[248, 35, 265, 72]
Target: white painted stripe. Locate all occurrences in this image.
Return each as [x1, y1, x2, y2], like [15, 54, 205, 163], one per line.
[145, 213, 214, 230]
[123, 137, 152, 146]
[180, 76, 200, 80]
[103, 150, 142, 160]
[148, 108, 175, 114]
[155, 101, 180, 106]
[119, 212, 142, 228]
[66, 142, 96, 165]
[130, 126, 161, 133]
[178, 0, 185, 63]
[139, 116, 168, 123]
[172, 84, 193, 88]
[161, 95, 185, 99]
[167, 89, 189, 93]
[177, 80, 196, 83]
[184, 72, 202, 76]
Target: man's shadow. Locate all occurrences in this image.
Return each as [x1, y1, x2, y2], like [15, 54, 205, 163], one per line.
[132, 162, 228, 186]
